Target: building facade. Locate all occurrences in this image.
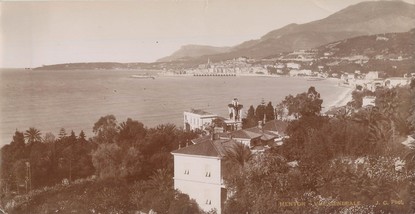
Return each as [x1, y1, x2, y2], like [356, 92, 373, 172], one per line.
[184, 109, 218, 132]
[171, 138, 237, 213]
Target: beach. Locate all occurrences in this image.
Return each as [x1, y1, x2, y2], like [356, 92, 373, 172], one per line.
[324, 84, 354, 112]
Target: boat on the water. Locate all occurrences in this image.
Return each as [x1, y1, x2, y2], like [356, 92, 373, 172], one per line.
[130, 74, 155, 79]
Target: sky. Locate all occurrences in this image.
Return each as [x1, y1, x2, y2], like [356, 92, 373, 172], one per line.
[1, 0, 414, 68]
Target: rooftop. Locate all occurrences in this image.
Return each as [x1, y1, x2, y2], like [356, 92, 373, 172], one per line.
[172, 137, 238, 158]
[185, 108, 217, 116]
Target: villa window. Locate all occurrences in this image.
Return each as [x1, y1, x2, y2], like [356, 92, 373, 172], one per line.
[184, 170, 189, 175]
[206, 200, 212, 205]
[205, 165, 211, 177]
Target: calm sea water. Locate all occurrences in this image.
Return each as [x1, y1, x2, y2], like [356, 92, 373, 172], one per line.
[0, 69, 346, 146]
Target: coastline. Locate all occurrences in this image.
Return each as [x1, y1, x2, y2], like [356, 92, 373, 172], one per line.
[324, 84, 354, 112]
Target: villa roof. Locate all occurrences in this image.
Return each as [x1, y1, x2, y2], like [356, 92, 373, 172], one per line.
[221, 125, 281, 141]
[172, 137, 238, 158]
[226, 129, 263, 139]
[186, 109, 216, 116]
[246, 127, 279, 138]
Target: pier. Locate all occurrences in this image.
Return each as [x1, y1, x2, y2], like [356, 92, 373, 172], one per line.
[193, 73, 236, 77]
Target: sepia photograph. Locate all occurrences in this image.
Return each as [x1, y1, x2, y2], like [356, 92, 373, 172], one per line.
[1, 0, 415, 213]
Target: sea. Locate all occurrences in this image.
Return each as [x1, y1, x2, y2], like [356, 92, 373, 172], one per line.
[0, 69, 348, 147]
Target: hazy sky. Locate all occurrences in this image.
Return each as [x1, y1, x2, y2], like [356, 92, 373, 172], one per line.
[1, 0, 414, 68]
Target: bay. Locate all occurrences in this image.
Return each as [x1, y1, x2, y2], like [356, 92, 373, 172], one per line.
[0, 69, 347, 147]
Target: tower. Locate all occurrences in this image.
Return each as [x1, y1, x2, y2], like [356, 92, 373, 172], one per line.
[227, 98, 243, 130]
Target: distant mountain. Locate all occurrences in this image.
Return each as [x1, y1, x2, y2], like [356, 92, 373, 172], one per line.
[160, 1, 415, 62]
[157, 45, 231, 62]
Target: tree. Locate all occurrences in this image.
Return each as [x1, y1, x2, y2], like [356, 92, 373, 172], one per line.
[224, 142, 253, 168]
[242, 105, 257, 129]
[376, 88, 399, 143]
[222, 142, 253, 183]
[408, 88, 415, 131]
[93, 115, 118, 144]
[68, 130, 77, 143]
[78, 130, 87, 142]
[118, 118, 146, 147]
[43, 132, 55, 144]
[58, 128, 67, 140]
[24, 127, 42, 144]
[275, 103, 286, 120]
[91, 143, 123, 178]
[130, 170, 202, 214]
[255, 103, 266, 123]
[223, 152, 290, 214]
[281, 87, 323, 118]
[265, 102, 275, 122]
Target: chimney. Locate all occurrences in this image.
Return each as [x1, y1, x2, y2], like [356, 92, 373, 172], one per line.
[210, 124, 216, 140]
[179, 144, 181, 149]
[258, 121, 263, 129]
[186, 139, 189, 147]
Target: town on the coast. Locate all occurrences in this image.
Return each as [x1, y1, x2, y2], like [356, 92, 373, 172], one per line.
[2, 1, 415, 213]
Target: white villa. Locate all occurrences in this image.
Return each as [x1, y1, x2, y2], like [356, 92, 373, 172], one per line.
[171, 136, 237, 213]
[184, 109, 218, 132]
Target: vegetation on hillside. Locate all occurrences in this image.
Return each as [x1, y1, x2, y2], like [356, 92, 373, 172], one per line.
[224, 83, 415, 213]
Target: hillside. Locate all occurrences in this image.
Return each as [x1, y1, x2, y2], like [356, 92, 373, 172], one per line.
[316, 28, 415, 59]
[308, 29, 415, 77]
[160, 1, 415, 62]
[157, 45, 231, 62]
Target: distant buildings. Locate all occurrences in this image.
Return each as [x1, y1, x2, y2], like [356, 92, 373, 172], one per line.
[384, 77, 410, 88]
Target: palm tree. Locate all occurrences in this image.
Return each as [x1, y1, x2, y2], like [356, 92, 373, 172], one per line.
[223, 142, 253, 168]
[148, 168, 172, 192]
[222, 142, 253, 185]
[24, 127, 42, 144]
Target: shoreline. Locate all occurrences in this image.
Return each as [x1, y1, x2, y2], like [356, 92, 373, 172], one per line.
[324, 84, 354, 112]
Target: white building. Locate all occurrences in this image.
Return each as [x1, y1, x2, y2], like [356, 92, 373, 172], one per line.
[286, 62, 301, 69]
[362, 96, 376, 107]
[365, 71, 379, 80]
[384, 77, 410, 88]
[172, 137, 238, 213]
[289, 69, 312, 77]
[184, 109, 218, 132]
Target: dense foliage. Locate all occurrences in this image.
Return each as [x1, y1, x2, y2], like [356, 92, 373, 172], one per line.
[1, 116, 200, 213]
[224, 85, 415, 213]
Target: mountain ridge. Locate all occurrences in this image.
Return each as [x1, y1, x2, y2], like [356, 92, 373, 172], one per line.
[158, 1, 415, 62]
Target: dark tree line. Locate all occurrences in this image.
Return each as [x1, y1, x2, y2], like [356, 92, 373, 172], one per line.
[1, 128, 95, 194]
[242, 101, 275, 128]
[1, 116, 199, 194]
